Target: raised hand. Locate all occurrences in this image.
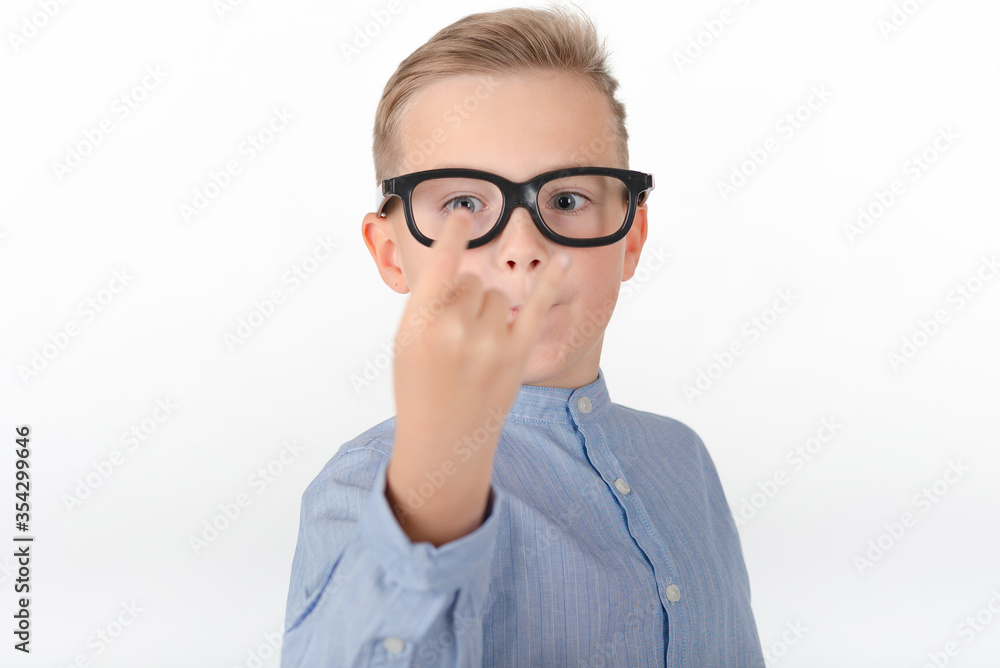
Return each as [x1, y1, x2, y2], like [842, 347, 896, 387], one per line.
[386, 206, 572, 546]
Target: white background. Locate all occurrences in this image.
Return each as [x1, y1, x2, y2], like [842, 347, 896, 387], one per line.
[2, 0, 998, 666]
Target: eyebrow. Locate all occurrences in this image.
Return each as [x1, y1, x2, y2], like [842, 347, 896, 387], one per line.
[420, 165, 596, 180]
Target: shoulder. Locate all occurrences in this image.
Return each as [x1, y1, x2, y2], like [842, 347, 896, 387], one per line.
[300, 416, 397, 505]
[606, 402, 720, 475]
[609, 402, 708, 450]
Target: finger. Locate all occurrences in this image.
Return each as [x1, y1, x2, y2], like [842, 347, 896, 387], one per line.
[412, 207, 472, 304]
[511, 252, 572, 352]
[478, 287, 512, 326]
[449, 271, 484, 321]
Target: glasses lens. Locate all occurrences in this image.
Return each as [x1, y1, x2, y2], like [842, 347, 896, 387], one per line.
[408, 174, 631, 243]
[411, 178, 503, 242]
[538, 175, 629, 239]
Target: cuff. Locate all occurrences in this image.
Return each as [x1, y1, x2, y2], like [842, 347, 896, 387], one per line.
[358, 456, 501, 593]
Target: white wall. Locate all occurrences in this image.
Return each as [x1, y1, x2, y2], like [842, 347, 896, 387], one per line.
[1, 0, 998, 665]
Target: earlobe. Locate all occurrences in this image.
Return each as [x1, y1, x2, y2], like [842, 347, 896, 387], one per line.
[362, 212, 410, 294]
[621, 205, 648, 282]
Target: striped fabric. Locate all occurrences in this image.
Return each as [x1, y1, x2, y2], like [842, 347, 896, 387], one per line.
[282, 367, 765, 667]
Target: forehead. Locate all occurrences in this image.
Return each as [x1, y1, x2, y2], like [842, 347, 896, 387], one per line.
[398, 70, 617, 180]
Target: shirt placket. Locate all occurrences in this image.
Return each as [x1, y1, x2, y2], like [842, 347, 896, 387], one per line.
[569, 392, 688, 665]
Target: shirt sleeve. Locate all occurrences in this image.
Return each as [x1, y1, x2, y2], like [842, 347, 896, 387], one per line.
[281, 444, 502, 667]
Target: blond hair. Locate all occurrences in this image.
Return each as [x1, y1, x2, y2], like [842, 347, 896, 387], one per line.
[371, 4, 630, 186]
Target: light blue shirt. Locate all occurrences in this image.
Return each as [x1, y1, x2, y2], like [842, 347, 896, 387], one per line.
[282, 367, 764, 666]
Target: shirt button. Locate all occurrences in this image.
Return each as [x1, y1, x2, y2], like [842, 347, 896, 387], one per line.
[614, 478, 631, 494]
[577, 396, 592, 413]
[665, 584, 681, 602]
[383, 637, 406, 653]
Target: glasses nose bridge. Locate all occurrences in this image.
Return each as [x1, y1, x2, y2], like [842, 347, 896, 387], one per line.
[501, 180, 541, 227]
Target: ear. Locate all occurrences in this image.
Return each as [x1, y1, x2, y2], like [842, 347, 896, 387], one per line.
[621, 203, 648, 282]
[362, 211, 410, 294]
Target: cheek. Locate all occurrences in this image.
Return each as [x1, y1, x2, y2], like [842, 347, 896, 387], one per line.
[570, 255, 622, 295]
[560, 262, 620, 325]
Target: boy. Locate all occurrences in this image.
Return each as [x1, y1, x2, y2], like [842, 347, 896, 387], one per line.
[282, 6, 764, 666]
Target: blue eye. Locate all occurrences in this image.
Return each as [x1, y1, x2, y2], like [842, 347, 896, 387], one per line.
[444, 195, 486, 214]
[549, 191, 589, 213]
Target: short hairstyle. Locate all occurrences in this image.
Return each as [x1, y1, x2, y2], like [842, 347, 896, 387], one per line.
[371, 4, 630, 187]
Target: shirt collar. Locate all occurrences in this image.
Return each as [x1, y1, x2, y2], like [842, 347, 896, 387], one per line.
[506, 366, 610, 423]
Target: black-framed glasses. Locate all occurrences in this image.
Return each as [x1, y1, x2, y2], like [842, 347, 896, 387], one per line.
[375, 167, 654, 249]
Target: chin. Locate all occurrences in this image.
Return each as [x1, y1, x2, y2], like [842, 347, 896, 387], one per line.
[521, 346, 573, 386]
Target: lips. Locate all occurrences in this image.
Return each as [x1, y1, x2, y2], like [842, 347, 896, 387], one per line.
[507, 303, 559, 323]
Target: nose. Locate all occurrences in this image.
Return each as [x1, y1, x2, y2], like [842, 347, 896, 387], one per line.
[494, 205, 549, 269]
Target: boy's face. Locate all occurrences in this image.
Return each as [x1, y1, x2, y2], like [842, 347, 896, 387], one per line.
[362, 70, 648, 389]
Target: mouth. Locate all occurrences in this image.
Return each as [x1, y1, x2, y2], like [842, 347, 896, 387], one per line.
[507, 303, 557, 323]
